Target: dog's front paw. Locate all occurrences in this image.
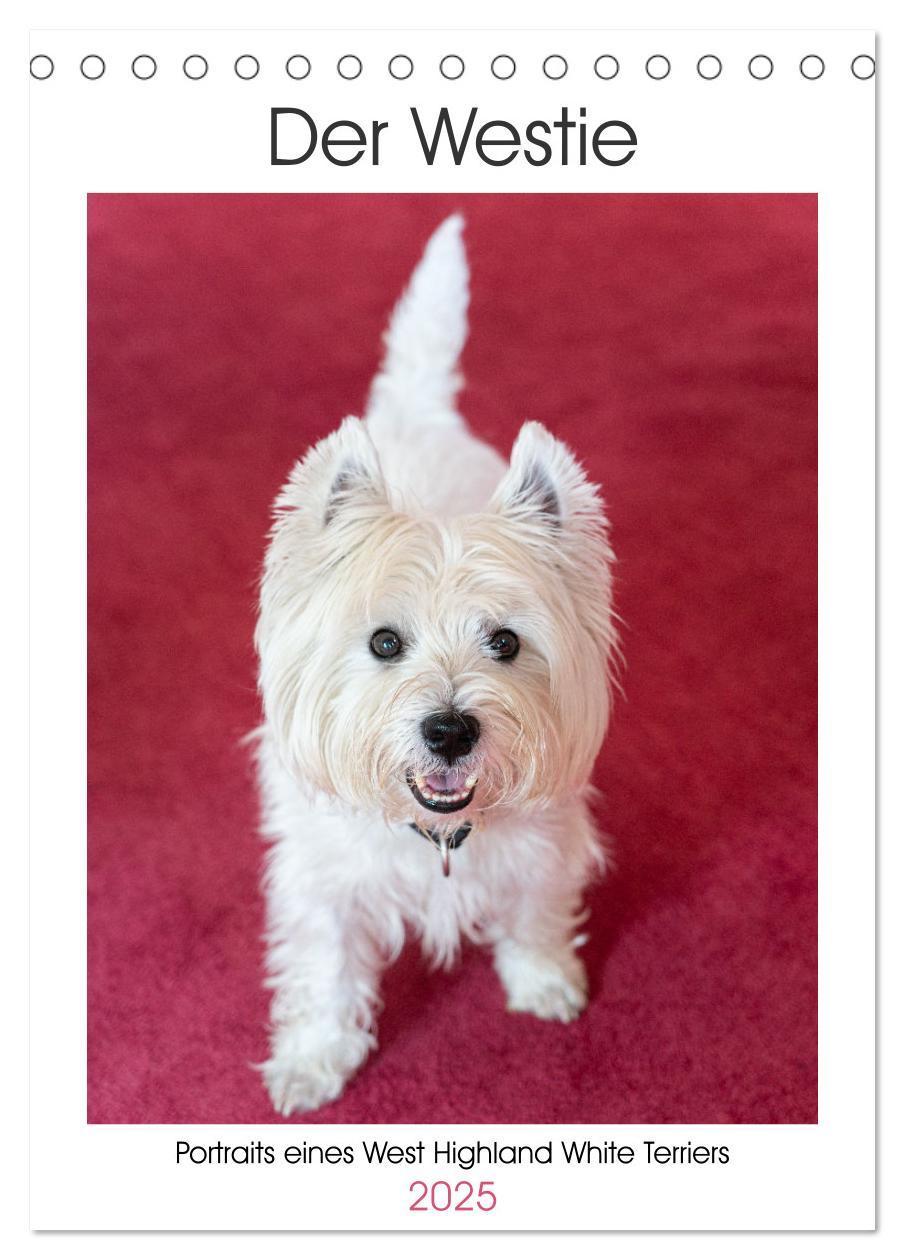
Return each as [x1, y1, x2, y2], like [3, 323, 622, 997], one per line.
[262, 1055, 348, 1116]
[495, 944, 588, 1023]
[261, 1023, 373, 1116]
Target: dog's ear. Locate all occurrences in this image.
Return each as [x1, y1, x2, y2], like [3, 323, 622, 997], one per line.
[321, 420, 388, 527]
[276, 417, 389, 529]
[491, 421, 604, 535]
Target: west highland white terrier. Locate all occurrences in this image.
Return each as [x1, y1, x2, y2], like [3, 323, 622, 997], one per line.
[255, 215, 617, 1115]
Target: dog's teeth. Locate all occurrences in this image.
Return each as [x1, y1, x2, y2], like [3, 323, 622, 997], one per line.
[410, 772, 477, 809]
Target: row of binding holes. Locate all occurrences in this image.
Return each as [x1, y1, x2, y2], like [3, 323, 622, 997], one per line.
[29, 52, 877, 81]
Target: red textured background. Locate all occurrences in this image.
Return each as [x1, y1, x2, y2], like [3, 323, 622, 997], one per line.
[88, 194, 817, 1124]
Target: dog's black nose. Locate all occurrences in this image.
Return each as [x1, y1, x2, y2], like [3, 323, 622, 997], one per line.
[421, 711, 480, 764]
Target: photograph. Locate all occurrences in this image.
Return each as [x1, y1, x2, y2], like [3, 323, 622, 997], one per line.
[87, 191, 817, 1124]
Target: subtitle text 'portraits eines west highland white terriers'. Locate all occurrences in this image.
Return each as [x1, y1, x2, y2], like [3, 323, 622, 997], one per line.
[254, 216, 618, 1116]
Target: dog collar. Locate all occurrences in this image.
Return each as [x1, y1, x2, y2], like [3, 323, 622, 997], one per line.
[409, 820, 472, 877]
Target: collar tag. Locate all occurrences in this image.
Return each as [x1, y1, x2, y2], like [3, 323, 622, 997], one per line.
[409, 820, 472, 877]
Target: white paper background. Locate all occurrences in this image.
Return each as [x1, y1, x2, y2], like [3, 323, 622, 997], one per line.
[27, 22, 874, 1233]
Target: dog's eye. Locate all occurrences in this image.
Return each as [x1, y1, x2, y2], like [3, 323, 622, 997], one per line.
[488, 629, 520, 660]
[369, 628, 403, 659]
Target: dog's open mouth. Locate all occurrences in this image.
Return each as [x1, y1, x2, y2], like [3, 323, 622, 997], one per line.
[407, 769, 477, 814]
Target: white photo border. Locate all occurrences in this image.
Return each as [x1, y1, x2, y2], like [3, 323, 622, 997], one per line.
[28, 24, 874, 1231]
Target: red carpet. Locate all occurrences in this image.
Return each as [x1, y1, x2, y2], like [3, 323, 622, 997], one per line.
[88, 193, 816, 1124]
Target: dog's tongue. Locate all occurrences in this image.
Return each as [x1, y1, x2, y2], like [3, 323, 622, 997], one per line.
[424, 769, 470, 793]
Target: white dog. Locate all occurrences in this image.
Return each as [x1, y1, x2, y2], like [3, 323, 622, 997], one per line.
[255, 215, 617, 1115]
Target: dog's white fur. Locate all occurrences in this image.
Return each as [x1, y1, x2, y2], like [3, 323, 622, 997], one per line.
[255, 215, 617, 1115]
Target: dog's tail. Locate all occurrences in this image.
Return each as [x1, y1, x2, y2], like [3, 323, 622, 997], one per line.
[366, 213, 468, 431]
